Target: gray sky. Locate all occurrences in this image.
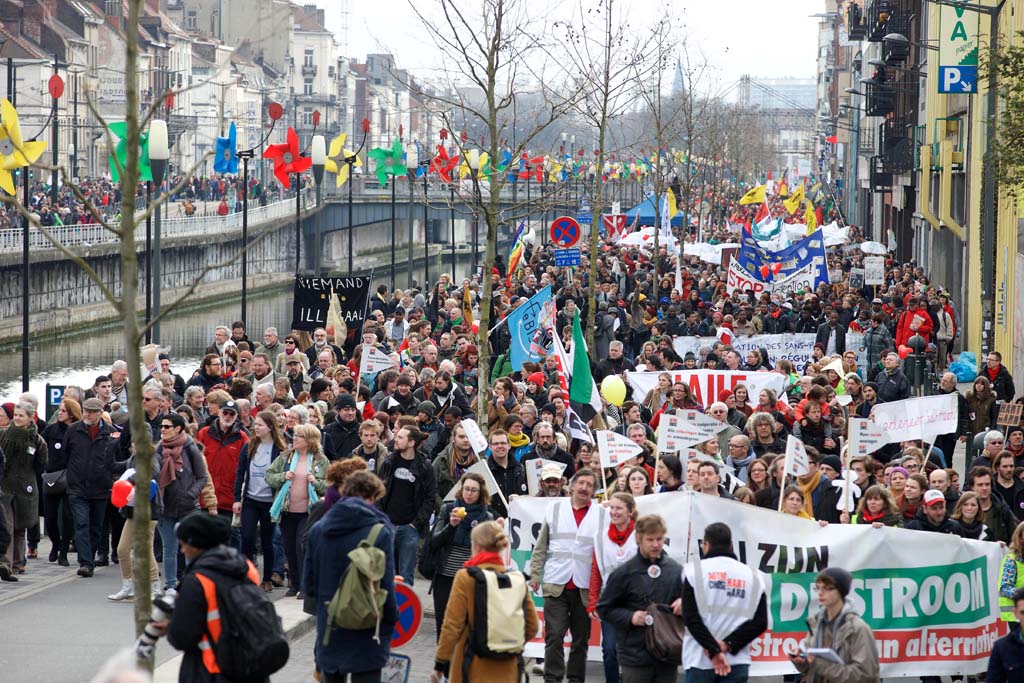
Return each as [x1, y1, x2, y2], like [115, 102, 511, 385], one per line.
[311, 0, 824, 92]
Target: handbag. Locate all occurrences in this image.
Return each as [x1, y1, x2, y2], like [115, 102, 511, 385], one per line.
[42, 469, 67, 496]
[644, 603, 685, 664]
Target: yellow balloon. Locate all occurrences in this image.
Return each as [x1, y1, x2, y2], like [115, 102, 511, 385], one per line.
[600, 375, 627, 407]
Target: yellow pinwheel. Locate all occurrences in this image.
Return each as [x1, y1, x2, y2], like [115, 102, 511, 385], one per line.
[458, 151, 489, 180]
[324, 132, 362, 187]
[546, 156, 564, 183]
[0, 99, 46, 195]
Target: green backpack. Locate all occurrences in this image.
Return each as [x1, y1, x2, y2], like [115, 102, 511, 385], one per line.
[323, 523, 388, 645]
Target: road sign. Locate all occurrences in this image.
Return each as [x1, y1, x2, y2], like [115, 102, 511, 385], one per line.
[939, 65, 976, 94]
[45, 384, 65, 421]
[391, 582, 422, 648]
[554, 248, 582, 267]
[550, 216, 581, 247]
[383, 654, 411, 683]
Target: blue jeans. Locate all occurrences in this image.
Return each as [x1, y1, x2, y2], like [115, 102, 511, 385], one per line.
[393, 523, 420, 586]
[273, 524, 286, 575]
[156, 516, 182, 589]
[601, 619, 619, 683]
[68, 496, 106, 569]
[685, 664, 750, 683]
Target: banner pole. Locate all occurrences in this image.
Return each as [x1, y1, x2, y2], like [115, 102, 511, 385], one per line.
[777, 472, 787, 513]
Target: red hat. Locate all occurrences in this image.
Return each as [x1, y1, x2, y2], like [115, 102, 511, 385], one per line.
[1, 402, 14, 420]
[717, 389, 733, 403]
[527, 372, 546, 387]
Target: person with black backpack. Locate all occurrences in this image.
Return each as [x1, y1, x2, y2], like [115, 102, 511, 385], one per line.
[432, 520, 538, 683]
[165, 511, 290, 683]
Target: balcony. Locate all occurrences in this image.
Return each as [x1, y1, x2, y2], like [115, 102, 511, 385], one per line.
[302, 64, 317, 77]
[847, 2, 867, 40]
[859, 127, 876, 155]
[870, 155, 894, 190]
[864, 80, 895, 116]
[879, 116, 914, 173]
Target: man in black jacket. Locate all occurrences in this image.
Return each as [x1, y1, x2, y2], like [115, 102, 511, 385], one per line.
[378, 426, 436, 586]
[814, 309, 846, 356]
[904, 490, 963, 535]
[165, 512, 265, 683]
[0, 449, 10, 581]
[65, 397, 116, 577]
[597, 514, 684, 682]
[984, 351, 1017, 402]
[324, 394, 361, 461]
[873, 352, 911, 402]
[521, 422, 575, 477]
[485, 430, 526, 518]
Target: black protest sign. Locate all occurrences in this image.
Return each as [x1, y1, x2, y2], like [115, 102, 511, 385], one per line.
[291, 276, 370, 333]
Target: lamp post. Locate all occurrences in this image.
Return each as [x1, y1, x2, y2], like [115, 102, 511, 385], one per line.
[419, 156, 430, 286]
[467, 148, 482, 281]
[311, 134, 326, 275]
[347, 118, 371, 274]
[149, 120, 169, 343]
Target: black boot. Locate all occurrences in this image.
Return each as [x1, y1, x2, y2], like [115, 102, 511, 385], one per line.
[57, 552, 69, 567]
[48, 548, 58, 562]
[95, 553, 109, 567]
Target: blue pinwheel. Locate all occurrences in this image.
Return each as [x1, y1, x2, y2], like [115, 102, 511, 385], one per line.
[214, 122, 238, 174]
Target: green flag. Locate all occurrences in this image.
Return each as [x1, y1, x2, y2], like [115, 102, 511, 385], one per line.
[569, 310, 602, 418]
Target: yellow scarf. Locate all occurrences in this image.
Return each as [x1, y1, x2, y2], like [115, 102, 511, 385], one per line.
[509, 432, 530, 449]
[796, 470, 822, 519]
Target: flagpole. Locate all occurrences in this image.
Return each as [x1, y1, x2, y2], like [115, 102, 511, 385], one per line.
[777, 473, 787, 513]
[591, 427, 610, 500]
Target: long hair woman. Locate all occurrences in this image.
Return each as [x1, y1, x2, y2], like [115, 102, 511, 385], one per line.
[234, 410, 287, 591]
[844, 484, 901, 527]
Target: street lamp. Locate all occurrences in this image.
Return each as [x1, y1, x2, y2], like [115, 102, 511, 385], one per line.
[467, 148, 482, 280]
[149, 119, 169, 344]
[311, 134, 326, 275]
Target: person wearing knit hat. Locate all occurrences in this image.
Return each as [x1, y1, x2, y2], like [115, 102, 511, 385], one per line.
[0, 402, 14, 425]
[175, 510, 232, 550]
[789, 565, 879, 681]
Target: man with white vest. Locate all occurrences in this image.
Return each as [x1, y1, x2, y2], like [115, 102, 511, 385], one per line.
[529, 467, 605, 683]
[681, 522, 769, 682]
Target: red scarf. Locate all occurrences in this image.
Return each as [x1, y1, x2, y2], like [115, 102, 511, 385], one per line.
[860, 508, 886, 523]
[464, 551, 505, 568]
[608, 520, 635, 546]
[988, 366, 1000, 382]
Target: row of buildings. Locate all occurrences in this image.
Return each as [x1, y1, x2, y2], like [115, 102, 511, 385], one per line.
[0, 0, 441, 183]
[814, 0, 1024, 386]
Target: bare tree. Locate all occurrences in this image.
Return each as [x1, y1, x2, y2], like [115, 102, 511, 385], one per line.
[405, 0, 580, 426]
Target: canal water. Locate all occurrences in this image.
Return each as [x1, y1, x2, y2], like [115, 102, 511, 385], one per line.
[0, 288, 295, 401]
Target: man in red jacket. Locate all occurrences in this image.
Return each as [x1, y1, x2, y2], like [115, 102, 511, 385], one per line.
[196, 400, 249, 534]
[895, 296, 934, 347]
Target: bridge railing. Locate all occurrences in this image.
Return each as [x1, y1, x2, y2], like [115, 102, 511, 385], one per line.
[0, 192, 317, 252]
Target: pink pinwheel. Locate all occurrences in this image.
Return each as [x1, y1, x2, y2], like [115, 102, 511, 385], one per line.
[262, 127, 312, 188]
[429, 145, 460, 183]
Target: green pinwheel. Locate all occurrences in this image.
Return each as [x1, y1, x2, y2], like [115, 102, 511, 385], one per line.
[367, 136, 407, 187]
[107, 122, 152, 182]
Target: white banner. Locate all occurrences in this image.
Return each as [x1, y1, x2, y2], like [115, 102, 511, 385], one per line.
[461, 418, 489, 454]
[871, 393, 959, 442]
[864, 256, 886, 285]
[627, 370, 787, 410]
[595, 430, 642, 469]
[784, 435, 810, 477]
[673, 333, 866, 369]
[508, 492, 1005, 676]
[726, 260, 817, 297]
[656, 410, 727, 452]
[524, 458, 568, 496]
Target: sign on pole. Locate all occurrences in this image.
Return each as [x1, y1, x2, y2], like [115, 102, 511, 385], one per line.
[391, 584, 422, 648]
[359, 345, 393, 376]
[550, 216, 581, 247]
[848, 417, 891, 458]
[45, 384, 65, 421]
[656, 410, 727, 452]
[460, 418, 489, 454]
[554, 248, 582, 267]
[525, 458, 568, 496]
[938, 0, 979, 94]
[848, 268, 865, 291]
[595, 430, 643, 469]
[784, 435, 810, 477]
[864, 256, 885, 285]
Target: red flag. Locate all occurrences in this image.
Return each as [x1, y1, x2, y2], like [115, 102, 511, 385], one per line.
[753, 198, 769, 225]
[825, 135, 838, 144]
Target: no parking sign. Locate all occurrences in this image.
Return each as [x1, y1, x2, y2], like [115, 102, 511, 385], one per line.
[391, 581, 422, 648]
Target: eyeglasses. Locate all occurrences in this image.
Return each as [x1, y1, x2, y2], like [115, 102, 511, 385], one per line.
[990, 440, 1005, 445]
[160, 424, 175, 429]
[286, 340, 296, 345]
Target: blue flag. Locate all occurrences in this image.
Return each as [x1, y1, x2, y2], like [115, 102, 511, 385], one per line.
[505, 285, 554, 370]
[738, 228, 830, 288]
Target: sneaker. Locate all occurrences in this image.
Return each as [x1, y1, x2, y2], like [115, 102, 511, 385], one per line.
[163, 587, 177, 599]
[271, 572, 285, 587]
[0, 566, 17, 582]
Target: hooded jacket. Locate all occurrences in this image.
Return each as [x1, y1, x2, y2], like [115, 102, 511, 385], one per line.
[324, 416, 360, 461]
[64, 419, 116, 500]
[304, 496, 398, 674]
[167, 545, 265, 683]
[794, 602, 880, 682]
[379, 451, 437, 536]
[196, 420, 249, 511]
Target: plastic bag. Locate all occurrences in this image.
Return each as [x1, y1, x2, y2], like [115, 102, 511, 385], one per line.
[951, 351, 977, 383]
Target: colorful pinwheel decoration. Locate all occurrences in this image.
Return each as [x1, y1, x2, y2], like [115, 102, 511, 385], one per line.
[214, 122, 238, 174]
[367, 136, 407, 187]
[545, 156, 564, 183]
[263, 127, 311, 189]
[458, 151, 489, 180]
[428, 144, 459, 183]
[0, 99, 46, 195]
[108, 121, 152, 182]
[519, 153, 545, 182]
[324, 132, 361, 187]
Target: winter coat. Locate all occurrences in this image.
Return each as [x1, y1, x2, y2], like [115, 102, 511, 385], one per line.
[596, 550, 684, 668]
[196, 421, 249, 511]
[0, 429, 46, 528]
[433, 446, 477, 510]
[324, 416, 360, 461]
[987, 628, 1024, 682]
[378, 452, 437, 536]
[186, 369, 222, 393]
[987, 365, 1018, 403]
[486, 456, 528, 518]
[434, 558, 539, 683]
[264, 449, 329, 513]
[40, 421, 69, 473]
[794, 603, 880, 682]
[166, 545, 264, 683]
[305, 496, 398, 675]
[156, 438, 209, 519]
[903, 508, 963, 535]
[966, 388, 998, 435]
[873, 368, 911, 403]
[863, 324, 892, 370]
[233, 441, 283, 501]
[815, 322, 846, 355]
[64, 420, 116, 500]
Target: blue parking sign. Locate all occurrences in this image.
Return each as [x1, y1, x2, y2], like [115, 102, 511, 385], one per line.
[939, 66, 976, 94]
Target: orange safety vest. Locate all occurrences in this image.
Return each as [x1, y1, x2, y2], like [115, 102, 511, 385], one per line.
[194, 560, 260, 674]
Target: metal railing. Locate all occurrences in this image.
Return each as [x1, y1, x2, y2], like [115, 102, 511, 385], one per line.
[0, 193, 316, 252]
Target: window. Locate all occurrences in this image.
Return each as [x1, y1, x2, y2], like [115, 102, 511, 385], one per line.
[304, 78, 313, 96]
[186, 10, 197, 30]
[303, 108, 313, 125]
[304, 49, 314, 67]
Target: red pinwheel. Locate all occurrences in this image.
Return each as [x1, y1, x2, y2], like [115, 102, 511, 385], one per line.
[263, 127, 312, 188]
[518, 153, 545, 182]
[429, 144, 460, 183]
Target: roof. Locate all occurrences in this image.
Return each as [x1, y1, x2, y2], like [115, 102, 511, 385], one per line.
[290, 4, 328, 33]
[0, 26, 48, 59]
